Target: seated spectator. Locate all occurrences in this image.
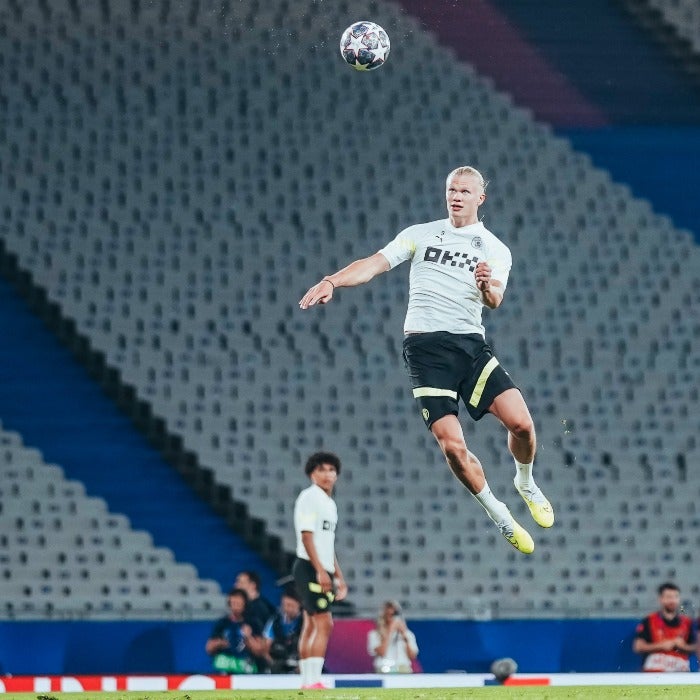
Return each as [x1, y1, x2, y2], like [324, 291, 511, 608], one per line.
[633, 582, 697, 672]
[367, 600, 419, 673]
[235, 569, 277, 631]
[262, 589, 304, 674]
[205, 588, 262, 674]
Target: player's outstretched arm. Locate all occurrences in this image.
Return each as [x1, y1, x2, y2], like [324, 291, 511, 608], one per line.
[299, 252, 390, 309]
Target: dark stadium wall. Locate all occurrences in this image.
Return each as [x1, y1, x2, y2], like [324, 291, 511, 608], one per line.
[397, 0, 608, 127]
[561, 126, 700, 239]
[398, 0, 700, 125]
[487, 0, 700, 242]
[398, 0, 700, 242]
[487, 0, 700, 126]
[0, 272, 279, 599]
[0, 618, 661, 674]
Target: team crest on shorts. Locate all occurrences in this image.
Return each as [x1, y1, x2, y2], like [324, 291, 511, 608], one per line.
[471, 236, 483, 250]
[422, 408, 430, 422]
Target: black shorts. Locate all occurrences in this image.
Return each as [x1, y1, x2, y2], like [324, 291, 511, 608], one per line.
[402, 331, 517, 428]
[292, 557, 335, 615]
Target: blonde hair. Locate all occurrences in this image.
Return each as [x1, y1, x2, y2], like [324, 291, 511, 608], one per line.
[377, 600, 403, 635]
[446, 166, 488, 191]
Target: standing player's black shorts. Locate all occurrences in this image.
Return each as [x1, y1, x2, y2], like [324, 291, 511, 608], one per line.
[292, 557, 335, 615]
[402, 331, 518, 429]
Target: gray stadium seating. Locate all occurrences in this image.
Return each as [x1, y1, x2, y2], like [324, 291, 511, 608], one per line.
[0, 0, 698, 619]
[645, 0, 700, 51]
[0, 423, 222, 619]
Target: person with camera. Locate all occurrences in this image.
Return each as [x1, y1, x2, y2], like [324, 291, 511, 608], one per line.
[205, 588, 262, 674]
[261, 589, 304, 674]
[367, 600, 419, 673]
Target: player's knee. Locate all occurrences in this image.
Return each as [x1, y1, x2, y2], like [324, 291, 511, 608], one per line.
[509, 415, 535, 441]
[317, 612, 333, 634]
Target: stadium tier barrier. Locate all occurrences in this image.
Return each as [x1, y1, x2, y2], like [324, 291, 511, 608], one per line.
[0, 617, 671, 675]
[3, 672, 700, 693]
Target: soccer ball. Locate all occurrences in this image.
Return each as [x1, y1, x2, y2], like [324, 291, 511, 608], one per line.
[339, 21, 390, 71]
[490, 657, 518, 683]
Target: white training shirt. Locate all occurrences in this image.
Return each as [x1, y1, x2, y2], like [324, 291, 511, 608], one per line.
[294, 483, 338, 573]
[367, 627, 419, 673]
[379, 219, 512, 336]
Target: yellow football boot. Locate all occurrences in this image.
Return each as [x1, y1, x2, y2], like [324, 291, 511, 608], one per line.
[514, 477, 555, 528]
[497, 513, 535, 554]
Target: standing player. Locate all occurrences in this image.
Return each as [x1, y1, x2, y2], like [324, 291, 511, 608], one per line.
[299, 166, 553, 553]
[293, 451, 348, 689]
[633, 582, 697, 672]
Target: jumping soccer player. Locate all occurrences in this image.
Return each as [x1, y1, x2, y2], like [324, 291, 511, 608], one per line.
[299, 166, 553, 553]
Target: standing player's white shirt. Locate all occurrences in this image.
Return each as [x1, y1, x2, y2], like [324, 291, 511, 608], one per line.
[379, 219, 512, 336]
[294, 483, 337, 573]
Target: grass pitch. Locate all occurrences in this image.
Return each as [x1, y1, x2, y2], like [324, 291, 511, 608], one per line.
[3, 686, 700, 700]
